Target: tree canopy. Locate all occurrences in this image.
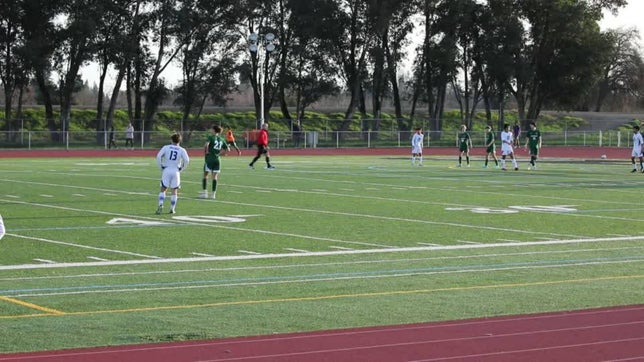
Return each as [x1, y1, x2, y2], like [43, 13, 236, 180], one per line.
[0, 0, 641, 140]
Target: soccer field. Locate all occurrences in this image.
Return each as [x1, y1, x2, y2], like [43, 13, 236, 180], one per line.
[0, 154, 643, 353]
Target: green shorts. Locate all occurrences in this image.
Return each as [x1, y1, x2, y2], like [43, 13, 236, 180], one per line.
[204, 159, 221, 173]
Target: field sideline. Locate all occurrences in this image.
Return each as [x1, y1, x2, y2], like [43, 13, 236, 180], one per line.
[0, 146, 642, 360]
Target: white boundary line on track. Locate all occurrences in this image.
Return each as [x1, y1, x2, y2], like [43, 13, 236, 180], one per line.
[2, 235, 644, 271]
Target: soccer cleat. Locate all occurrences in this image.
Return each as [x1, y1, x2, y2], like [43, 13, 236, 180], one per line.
[211, 192, 217, 199]
[155, 205, 163, 214]
[418, 164, 423, 167]
[169, 209, 175, 214]
[495, 165, 500, 169]
[482, 165, 488, 168]
[501, 168, 507, 171]
[527, 166, 531, 170]
[632, 169, 637, 173]
[514, 167, 519, 171]
[457, 164, 462, 167]
[199, 190, 208, 199]
[466, 164, 470, 168]
[265, 165, 276, 170]
[248, 165, 255, 170]
[641, 169, 644, 174]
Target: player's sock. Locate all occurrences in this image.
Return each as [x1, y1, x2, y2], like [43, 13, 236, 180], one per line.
[212, 180, 217, 193]
[501, 159, 506, 168]
[266, 157, 272, 168]
[202, 178, 207, 190]
[512, 159, 518, 168]
[458, 156, 462, 165]
[494, 159, 499, 166]
[411, 156, 415, 165]
[158, 192, 165, 206]
[170, 195, 177, 211]
[466, 156, 470, 165]
[484, 158, 488, 166]
[418, 156, 423, 165]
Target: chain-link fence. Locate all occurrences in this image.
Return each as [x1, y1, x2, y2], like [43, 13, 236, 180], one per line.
[0, 129, 635, 150]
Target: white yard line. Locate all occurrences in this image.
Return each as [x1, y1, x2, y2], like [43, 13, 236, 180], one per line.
[2, 235, 644, 271]
[33, 258, 56, 264]
[191, 252, 215, 257]
[8, 258, 644, 298]
[284, 248, 311, 253]
[8, 234, 162, 259]
[2, 246, 642, 282]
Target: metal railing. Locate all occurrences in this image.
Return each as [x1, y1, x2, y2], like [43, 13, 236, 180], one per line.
[0, 129, 635, 150]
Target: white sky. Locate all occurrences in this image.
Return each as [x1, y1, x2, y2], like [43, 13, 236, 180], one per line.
[601, 1, 643, 43]
[83, 1, 644, 91]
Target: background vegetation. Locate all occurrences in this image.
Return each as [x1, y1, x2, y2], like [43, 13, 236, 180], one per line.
[1, 0, 642, 145]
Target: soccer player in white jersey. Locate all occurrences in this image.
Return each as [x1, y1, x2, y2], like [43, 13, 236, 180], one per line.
[500, 123, 519, 171]
[631, 125, 644, 173]
[411, 127, 424, 166]
[156, 133, 190, 214]
[0, 214, 5, 240]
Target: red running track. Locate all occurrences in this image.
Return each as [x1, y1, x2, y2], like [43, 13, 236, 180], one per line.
[1, 305, 642, 362]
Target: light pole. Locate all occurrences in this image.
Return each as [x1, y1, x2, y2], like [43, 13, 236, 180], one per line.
[249, 32, 277, 129]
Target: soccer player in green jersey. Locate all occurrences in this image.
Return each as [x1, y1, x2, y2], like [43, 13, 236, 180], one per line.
[483, 125, 499, 168]
[457, 124, 472, 167]
[524, 122, 542, 170]
[201, 125, 230, 199]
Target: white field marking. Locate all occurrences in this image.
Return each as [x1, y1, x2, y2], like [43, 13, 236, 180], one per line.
[3, 200, 393, 248]
[418, 242, 441, 246]
[211, 199, 587, 239]
[5, 195, 19, 198]
[7, 234, 162, 259]
[224, 168, 641, 209]
[10, 258, 644, 298]
[238, 250, 262, 255]
[497, 239, 520, 242]
[3, 245, 643, 281]
[72, 194, 86, 197]
[87, 256, 109, 261]
[103, 193, 118, 196]
[256, 190, 272, 193]
[191, 252, 215, 257]
[33, 259, 56, 264]
[456, 240, 482, 245]
[607, 234, 630, 237]
[328, 246, 354, 250]
[284, 248, 311, 253]
[228, 190, 243, 194]
[6, 176, 642, 226]
[365, 187, 380, 190]
[3, 235, 644, 271]
[534, 237, 560, 241]
[39, 194, 54, 198]
[311, 189, 328, 192]
[392, 187, 407, 190]
[339, 188, 355, 191]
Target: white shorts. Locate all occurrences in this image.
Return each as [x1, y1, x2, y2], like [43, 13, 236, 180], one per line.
[160, 168, 181, 189]
[411, 145, 422, 154]
[632, 149, 643, 158]
[501, 145, 514, 156]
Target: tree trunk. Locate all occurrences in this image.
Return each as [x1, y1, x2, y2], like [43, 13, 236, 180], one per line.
[35, 68, 57, 141]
